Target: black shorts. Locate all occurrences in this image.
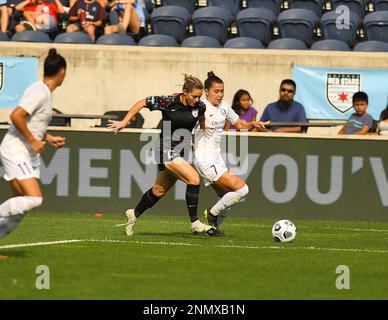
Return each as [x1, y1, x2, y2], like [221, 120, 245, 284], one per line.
[157, 148, 184, 171]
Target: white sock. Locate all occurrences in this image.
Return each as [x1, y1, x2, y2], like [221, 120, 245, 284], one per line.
[0, 215, 24, 239]
[0, 196, 43, 218]
[210, 185, 249, 216]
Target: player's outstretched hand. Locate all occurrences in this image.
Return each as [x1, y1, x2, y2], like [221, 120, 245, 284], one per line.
[107, 120, 127, 134]
[46, 134, 66, 149]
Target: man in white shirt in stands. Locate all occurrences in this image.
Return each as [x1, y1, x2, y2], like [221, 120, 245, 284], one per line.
[0, 48, 67, 241]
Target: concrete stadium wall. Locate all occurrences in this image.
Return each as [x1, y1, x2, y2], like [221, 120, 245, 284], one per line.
[1, 42, 388, 129]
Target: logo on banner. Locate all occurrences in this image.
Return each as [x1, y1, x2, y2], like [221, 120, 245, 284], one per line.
[0, 62, 3, 92]
[326, 73, 361, 113]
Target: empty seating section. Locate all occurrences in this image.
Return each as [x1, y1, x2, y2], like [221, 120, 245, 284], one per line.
[1, 0, 387, 51]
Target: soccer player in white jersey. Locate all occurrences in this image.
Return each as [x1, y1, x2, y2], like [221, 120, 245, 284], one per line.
[0, 48, 67, 240]
[194, 72, 268, 235]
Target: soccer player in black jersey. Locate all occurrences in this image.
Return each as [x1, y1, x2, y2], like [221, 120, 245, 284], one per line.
[108, 75, 215, 236]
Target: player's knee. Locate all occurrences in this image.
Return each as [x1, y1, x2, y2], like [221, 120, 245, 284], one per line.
[186, 175, 200, 186]
[25, 196, 43, 210]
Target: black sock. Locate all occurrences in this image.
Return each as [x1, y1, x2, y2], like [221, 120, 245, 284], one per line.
[134, 188, 161, 218]
[186, 184, 200, 223]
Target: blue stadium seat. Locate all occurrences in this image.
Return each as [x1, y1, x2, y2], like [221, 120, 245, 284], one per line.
[330, 0, 366, 18]
[161, 0, 196, 13]
[267, 38, 308, 49]
[12, 31, 52, 43]
[278, 9, 318, 44]
[246, 0, 282, 15]
[151, 6, 191, 43]
[181, 35, 222, 48]
[138, 34, 179, 47]
[224, 37, 264, 48]
[96, 34, 137, 46]
[192, 7, 233, 44]
[320, 10, 361, 45]
[364, 11, 388, 43]
[353, 40, 388, 51]
[289, 0, 325, 16]
[236, 8, 276, 45]
[0, 32, 9, 41]
[311, 39, 351, 51]
[372, 0, 388, 11]
[207, 0, 240, 17]
[54, 32, 93, 44]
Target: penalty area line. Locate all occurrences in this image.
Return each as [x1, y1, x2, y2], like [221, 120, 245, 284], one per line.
[0, 239, 388, 254]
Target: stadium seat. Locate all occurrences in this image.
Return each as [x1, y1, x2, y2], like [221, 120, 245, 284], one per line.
[192, 7, 233, 44]
[267, 38, 308, 49]
[236, 8, 276, 45]
[96, 34, 137, 46]
[320, 10, 361, 46]
[160, 0, 196, 13]
[150, 6, 191, 43]
[54, 32, 93, 44]
[311, 39, 351, 50]
[372, 0, 388, 11]
[0, 32, 9, 41]
[138, 34, 179, 47]
[246, 0, 282, 15]
[289, 0, 325, 16]
[181, 35, 222, 48]
[207, 0, 240, 17]
[11, 30, 52, 43]
[364, 11, 388, 43]
[330, 0, 366, 18]
[224, 37, 264, 48]
[353, 40, 388, 51]
[278, 9, 318, 44]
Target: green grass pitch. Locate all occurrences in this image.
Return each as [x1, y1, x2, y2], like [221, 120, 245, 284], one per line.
[0, 212, 387, 300]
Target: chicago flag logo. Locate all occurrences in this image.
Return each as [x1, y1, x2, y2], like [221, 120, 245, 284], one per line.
[326, 73, 361, 113]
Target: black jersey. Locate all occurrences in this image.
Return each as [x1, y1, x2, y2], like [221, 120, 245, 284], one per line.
[146, 94, 206, 149]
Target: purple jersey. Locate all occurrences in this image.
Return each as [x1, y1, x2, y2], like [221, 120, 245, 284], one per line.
[229, 107, 258, 130]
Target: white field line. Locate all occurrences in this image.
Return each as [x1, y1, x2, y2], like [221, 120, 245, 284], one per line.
[1, 239, 388, 254]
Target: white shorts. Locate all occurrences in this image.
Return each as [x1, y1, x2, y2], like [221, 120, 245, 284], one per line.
[0, 142, 40, 181]
[194, 153, 228, 187]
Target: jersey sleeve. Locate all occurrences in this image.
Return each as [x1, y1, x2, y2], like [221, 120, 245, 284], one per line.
[18, 85, 47, 115]
[145, 95, 176, 111]
[198, 100, 206, 117]
[226, 104, 239, 125]
[364, 114, 374, 129]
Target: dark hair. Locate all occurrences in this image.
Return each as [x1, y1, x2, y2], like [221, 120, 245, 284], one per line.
[204, 71, 223, 90]
[232, 89, 253, 115]
[280, 79, 296, 91]
[380, 101, 388, 121]
[352, 91, 368, 104]
[182, 74, 203, 92]
[44, 48, 67, 77]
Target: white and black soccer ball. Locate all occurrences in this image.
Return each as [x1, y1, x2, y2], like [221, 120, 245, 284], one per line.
[272, 219, 297, 243]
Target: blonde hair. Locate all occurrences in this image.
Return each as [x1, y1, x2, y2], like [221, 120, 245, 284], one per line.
[183, 74, 203, 92]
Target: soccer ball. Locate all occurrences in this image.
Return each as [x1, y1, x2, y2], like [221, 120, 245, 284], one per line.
[272, 219, 297, 242]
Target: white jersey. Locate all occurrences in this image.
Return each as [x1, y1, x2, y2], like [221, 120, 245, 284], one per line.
[194, 98, 239, 157]
[1, 81, 53, 160]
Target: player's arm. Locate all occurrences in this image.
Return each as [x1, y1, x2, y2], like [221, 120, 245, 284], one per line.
[107, 99, 146, 133]
[10, 107, 45, 154]
[44, 133, 66, 148]
[234, 119, 269, 131]
[223, 121, 231, 131]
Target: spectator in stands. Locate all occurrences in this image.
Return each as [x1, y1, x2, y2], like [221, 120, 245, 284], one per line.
[67, 0, 104, 43]
[224, 89, 258, 131]
[378, 102, 388, 135]
[0, 0, 9, 33]
[339, 91, 374, 135]
[104, 0, 144, 35]
[14, 0, 66, 33]
[259, 79, 307, 133]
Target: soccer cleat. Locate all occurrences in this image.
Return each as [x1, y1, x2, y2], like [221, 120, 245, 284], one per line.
[191, 220, 216, 236]
[124, 209, 136, 236]
[204, 209, 225, 237]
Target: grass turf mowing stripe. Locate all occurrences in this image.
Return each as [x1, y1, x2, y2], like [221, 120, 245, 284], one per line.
[1, 239, 388, 254]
